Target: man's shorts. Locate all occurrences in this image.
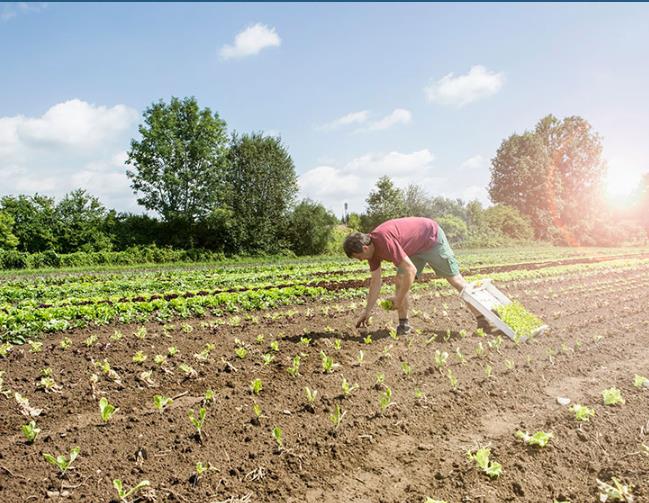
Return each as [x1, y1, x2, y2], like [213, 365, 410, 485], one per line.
[397, 225, 460, 279]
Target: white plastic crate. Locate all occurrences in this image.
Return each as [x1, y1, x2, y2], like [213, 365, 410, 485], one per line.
[460, 278, 548, 342]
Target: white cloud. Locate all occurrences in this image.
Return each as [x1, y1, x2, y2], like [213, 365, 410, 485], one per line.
[363, 108, 412, 132]
[425, 65, 504, 106]
[318, 110, 369, 131]
[1, 2, 47, 22]
[219, 23, 281, 60]
[460, 154, 487, 170]
[0, 99, 141, 212]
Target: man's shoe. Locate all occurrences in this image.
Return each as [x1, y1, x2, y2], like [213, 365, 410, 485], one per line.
[396, 324, 412, 336]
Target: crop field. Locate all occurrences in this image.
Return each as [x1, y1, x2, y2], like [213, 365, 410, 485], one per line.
[1, 246, 649, 502]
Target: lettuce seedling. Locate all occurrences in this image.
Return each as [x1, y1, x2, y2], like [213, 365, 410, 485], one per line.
[43, 446, 80, 477]
[320, 351, 337, 373]
[602, 387, 625, 406]
[287, 355, 301, 377]
[29, 341, 43, 353]
[330, 404, 345, 430]
[188, 407, 207, 441]
[0, 342, 12, 357]
[515, 430, 553, 447]
[234, 347, 248, 359]
[250, 378, 263, 395]
[334, 339, 342, 350]
[15, 392, 42, 417]
[178, 363, 197, 379]
[379, 299, 394, 311]
[356, 350, 365, 366]
[467, 447, 502, 478]
[304, 386, 318, 407]
[134, 327, 147, 339]
[110, 330, 124, 342]
[425, 499, 448, 503]
[153, 395, 173, 412]
[434, 350, 449, 370]
[401, 362, 412, 376]
[300, 336, 312, 346]
[375, 372, 385, 386]
[341, 377, 358, 397]
[261, 353, 274, 365]
[379, 386, 393, 414]
[272, 426, 283, 451]
[633, 375, 649, 388]
[597, 477, 634, 502]
[84, 334, 98, 347]
[21, 420, 40, 444]
[113, 479, 150, 503]
[132, 351, 147, 364]
[99, 397, 118, 423]
[269, 341, 279, 352]
[363, 334, 373, 345]
[570, 404, 595, 422]
[59, 337, 72, 350]
[167, 346, 178, 357]
[455, 347, 466, 365]
[194, 343, 215, 362]
[447, 369, 458, 391]
[203, 389, 215, 406]
[252, 402, 262, 419]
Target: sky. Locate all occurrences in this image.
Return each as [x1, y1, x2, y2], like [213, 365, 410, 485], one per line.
[1, 2, 648, 218]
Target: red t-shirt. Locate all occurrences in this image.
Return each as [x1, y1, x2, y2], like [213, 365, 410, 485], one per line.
[368, 217, 439, 271]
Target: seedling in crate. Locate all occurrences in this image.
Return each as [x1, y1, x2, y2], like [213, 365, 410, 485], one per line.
[570, 404, 595, 422]
[515, 430, 553, 447]
[341, 377, 359, 397]
[113, 479, 150, 503]
[597, 477, 634, 502]
[330, 404, 345, 430]
[287, 355, 301, 377]
[466, 447, 502, 478]
[250, 378, 263, 395]
[43, 446, 80, 477]
[272, 426, 283, 451]
[153, 395, 173, 412]
[188, 407, 207, 442]
[21, 420, 40, 444]
[602, 387, 625, 406]
[99, 397, 118, 423]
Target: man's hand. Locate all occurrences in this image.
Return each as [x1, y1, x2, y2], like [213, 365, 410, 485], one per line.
[355, 310, 371, 328]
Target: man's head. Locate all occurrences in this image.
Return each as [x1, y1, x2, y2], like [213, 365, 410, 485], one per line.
[343, 232, 374, 260]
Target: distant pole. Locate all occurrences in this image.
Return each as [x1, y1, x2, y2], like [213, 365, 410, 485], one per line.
[344, 202, 348, 224]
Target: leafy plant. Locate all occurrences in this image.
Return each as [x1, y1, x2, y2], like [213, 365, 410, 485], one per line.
[132, 351, 147, 364]
[59, 337, 72, 350]
[602, 387, 625, 406]
[270, 341, 279, 352]
[633, 374, 649, 388]
[494, 301, 543, 342]
[356, 350, 365, 366]
[99, 397, 118, 423]
[235, 347, 248, 359]
[379, 299, 394, 311]
[447, 369, 458, 390]
[0, 342, 13, 357]
[167, 346, 178, 357]
[379, 386, 393, 414]
[287, 355, 301, 377]
[113, 479, 150, 502]
[188, 407, 207, 441]
[194, 343, 215, 362]
[597, 477, 634, 502]
[434, 350, 449, 370]
[334, 338, 342, 350]
[455, 347, 466, 365]
[43, 446, 80, 476]
[153, 395, 173, 412]
[330, 403, 345, 429]
[466, 447, 502, 478]
[272, 426, 283, 451]
[84, 334, 98, 347]
[134, 326, 147, 339]
[21, 420, 41, 444]
[570, 404, 595, 422]
[320, 351, 337, 373]
[154, 354, 167, 366]
[250, 378, 263, 395]
[110, 330, 124, 341]
[29, 341, 43, 353]
[341, 377, 359, 397]
[375, 372, 385, 386]
[515, 430, 553, 447]
[300, 336, 312, 346]
[401, 362, 412, 376]
[261, 352, 274, 365]
[179, 363, 197, 379]
[203, 388, 215, 406]
[252, 402, 262, 419]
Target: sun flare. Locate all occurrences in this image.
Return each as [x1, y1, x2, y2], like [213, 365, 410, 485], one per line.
[604, 167, 642, 199]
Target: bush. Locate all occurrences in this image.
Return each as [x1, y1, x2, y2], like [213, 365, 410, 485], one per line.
[437, 215, 468, 245]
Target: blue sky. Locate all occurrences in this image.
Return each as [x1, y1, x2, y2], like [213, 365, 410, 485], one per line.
[1, 2, 648, 216]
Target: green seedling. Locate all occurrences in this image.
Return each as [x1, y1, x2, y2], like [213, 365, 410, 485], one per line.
[633, 375, 649, 388]
[99, 397, 118, 423]
[287, 355, 301, 377]
[256, 334, 265, 344]
[474, 328, 486, 338]
[505, 359, 515, 370]
[194, 343, 215, 362]
[515, 430, 553, 447]
[59, 337, 72, 350]
[154, 354, 167, 366]
[475, 342, 485, 358]
[110, 330, 124, 341]
[235, 347, 248, 359]
[21, 420, 41, 444]
[389, 327, 399, 340]
[272, 426, 283, 451]
[0, 342, 13, 357]
[134, 327, 147, 339]
[132, 351, 147, 364]
[455, 347, 466, 365]
[447, 369, 458, 390]
[379, 386, 393, 414]
[570, 404, 595, 422]
[414, 388, 425, 399]
[304, 386, 318, 406]
[113, 479, 150, 503]
[252, 402, 263, 419]
[29, 341, 43, 353]
[425, 499, 448, 503]
[270, 341, 279, 352]
[330, 403, 345, 430]
[153, 395, 173, 412]
[434, 350, 449, 370]
[261, 353, 275, 365]
[379, 299, 394, 311]
[203, 388, 215, 406]
[602, 387, 625, 406]
[334, 339, 342, 350]
[38, 374, 62, 394]
[84, 334, 98, 347]
[363, 334, 373, 345]
[341, 377, 359, 397]
[43, 446, 80, 477]
[467, 447, 502, 478]
[250, 378, 263, 395]
[320, 351, 337, 373]
[300, 336, 312, 346]
[494, 301, 544, 342]
[401, 362, 412, 376]
[375, 372, 385, 386]
[167, 346, 178, 357]
[597, 477, 634, 502]
[484, 365, 493, 379]
[188, 407, 207, 441]
[179, 363, 197, 379]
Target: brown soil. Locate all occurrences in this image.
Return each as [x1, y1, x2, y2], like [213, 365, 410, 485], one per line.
[1, 263, 649, 502]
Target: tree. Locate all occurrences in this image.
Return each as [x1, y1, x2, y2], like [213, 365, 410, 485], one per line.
[482, 204, 534, 240]
[0, 195, 57, 253]
[489, 115, 606, 242]
[437, 215, 468, 245]
[428, 196, 467, 221]
[363, 176, 406, 231]
[224, 133, 298, 253]
[285, 199, 338, 256]
[126, 96, 229, 224]
[403, 184, 431, 217]
[0, 211, 19, 250]
[55, 189, 112, 253]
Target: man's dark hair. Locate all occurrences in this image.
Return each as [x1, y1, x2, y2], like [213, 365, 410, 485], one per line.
[343, 232, 371, 258]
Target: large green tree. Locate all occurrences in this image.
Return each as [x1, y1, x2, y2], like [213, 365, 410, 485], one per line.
[362, 176, 406, 231]
[224, 133, 298, 253]
[489, 115, 606, 241]
[0, 211, 19, 250]
[54, 189, 112, 253]
[285, 199, 338, 256]
[126, 96, 229, 224]
[0, 195, 57, 252]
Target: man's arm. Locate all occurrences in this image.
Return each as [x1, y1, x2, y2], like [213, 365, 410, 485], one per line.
[356, 266, 382, 327]
[394, 257, 417, 308]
